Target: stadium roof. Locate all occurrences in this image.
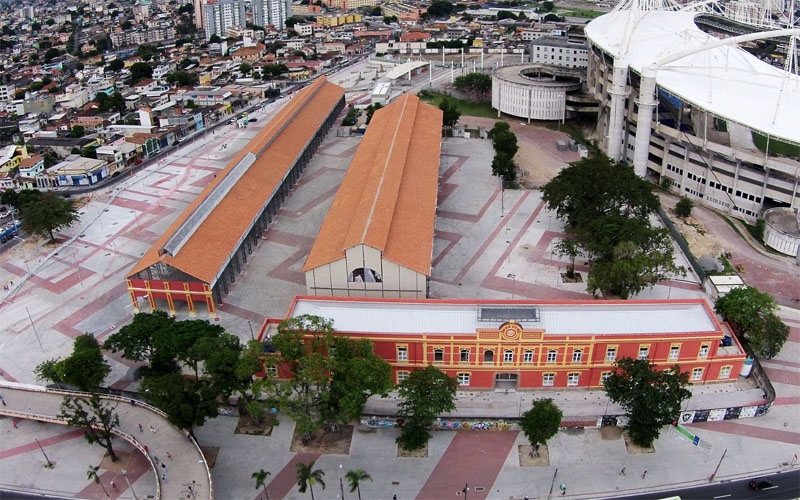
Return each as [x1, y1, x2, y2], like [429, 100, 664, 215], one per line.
[585, 10, 800, 145]
[288, 297, 721, 336]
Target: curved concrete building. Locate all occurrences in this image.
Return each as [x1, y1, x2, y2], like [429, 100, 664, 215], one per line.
[491, 64, 590, 122]
[763, 207, 800, 260]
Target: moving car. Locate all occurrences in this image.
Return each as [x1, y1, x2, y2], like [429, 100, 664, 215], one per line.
[749, 478, 774, 490]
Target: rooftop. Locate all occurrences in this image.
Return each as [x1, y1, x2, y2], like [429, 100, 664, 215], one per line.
[288, 297, 723, 336]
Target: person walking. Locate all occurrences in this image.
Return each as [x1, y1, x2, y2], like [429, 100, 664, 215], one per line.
[138, 424, 144, 432]
[161, 463, 167, 474]
[150, 425, 156, 433]
[619, 467, 626, 475]
[166, 451, 172, 460]
[0, 394, 6, 406]
[641, 470, 647, 479]
[161, 474, 168, 483]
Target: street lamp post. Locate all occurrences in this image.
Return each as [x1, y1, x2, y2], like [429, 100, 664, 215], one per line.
[462, 483, 469, 500]
[121, 470, 139, 500]
[507, 273, 516, 300]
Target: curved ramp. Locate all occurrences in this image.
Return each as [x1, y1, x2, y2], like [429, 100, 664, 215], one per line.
[0, 382, 213, 499]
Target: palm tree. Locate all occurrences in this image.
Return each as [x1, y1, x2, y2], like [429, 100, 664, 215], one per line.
[296, 461, 326, 500]
[252, 469, 271, 500]
[345, 468, 372, 500]
[86, 464, 110, 498]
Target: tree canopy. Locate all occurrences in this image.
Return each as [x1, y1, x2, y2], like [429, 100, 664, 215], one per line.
[519, 398, 562, 455]
[541, 155, 683, 298]
[438, 98, 461, 129]
[396, 366, 458, 451]
[104, 312, 257, 433]
[426, 0, 455, 18]
[21, 192, 79, 242]
[488, 121, 518, 182]
[266, 315, 392, 435]
[604, 357, 691, 448]
[453, 72, 491, 100]
[35, 333, 110, 391]
[715, 286, 789, 358]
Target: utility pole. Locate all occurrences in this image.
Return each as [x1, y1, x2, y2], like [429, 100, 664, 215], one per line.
[462, 483, 469, 500]
[710, 448, 727, 481]
[339, 477, 345, 499]
[122, 470, 139, 500]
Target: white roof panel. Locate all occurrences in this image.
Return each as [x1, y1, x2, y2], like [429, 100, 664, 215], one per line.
[585, 10, 800, 145]
[289, 299, 719, 336]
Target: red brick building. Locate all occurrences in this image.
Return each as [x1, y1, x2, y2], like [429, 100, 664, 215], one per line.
[272, 296, 747, 389]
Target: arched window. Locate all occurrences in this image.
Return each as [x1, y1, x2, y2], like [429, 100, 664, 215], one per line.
[348, 267, 382, 283]
[484, 350, 494, 363]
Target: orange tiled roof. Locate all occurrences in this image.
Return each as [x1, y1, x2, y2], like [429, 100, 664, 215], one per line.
[302, 94, 442, 275]
[127, 77, 345, 284]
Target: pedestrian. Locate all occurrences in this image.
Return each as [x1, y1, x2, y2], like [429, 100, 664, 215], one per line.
[138, 423, 144, 432]
[161, 463, 167, 474]
[0, 394, 5, 406]
[153, 456, 159, 466]
[161, 474, 168, 483]
[393, 496, 397, 500]
[166, 451, 172, 460]
[111, 480, 117, 490]
[641, 470, 647, 479]
[620, 467, 626, 475]
[150, 425, 156, 433]
[144, 445, 149, 453]
[12, 420, 17, 428]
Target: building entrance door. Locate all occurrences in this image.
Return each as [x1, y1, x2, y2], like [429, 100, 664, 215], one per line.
[495, 373, 519, 391]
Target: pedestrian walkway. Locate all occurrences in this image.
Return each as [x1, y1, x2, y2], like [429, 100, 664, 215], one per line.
[0, 381, 212, 500]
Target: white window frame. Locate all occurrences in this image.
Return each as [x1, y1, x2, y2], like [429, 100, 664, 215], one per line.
[718, 366, 732, 379]
[266, 365, 277, 377]
[397, 371, 409, 383]
[638, 347, 649, 360]
[457, 372, 470, 386]
[547, 350, 557, 363]
[503, 350, 514, 363]
[691, 368, 703, 381]
[669, 346, 680, 360]
[699, 344, 709, 358]
[543, 373, 555, 386]
[567, 373, 580, 386]
[460, 349, 470, 363]
[397, 346, 408, 361]
[606, 348, 617, 362]
[572, 350, 582, 363]
[600, 372, 611, 384]
[523, 350, 534, 363]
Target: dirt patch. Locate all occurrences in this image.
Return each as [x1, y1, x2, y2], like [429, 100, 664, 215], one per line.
[599, 426, 623, 440]
[661, 196, 729, 259]
[622, 432, 655, 454]
[518, 444, 550, 466]
[234, 413, 276, 436]
[290, 425, 353, 455]
[561, 272, 583, 283]
[200, 446, 219, 467]
[398, 442, 428, 458]
[99, 450, 132, 471]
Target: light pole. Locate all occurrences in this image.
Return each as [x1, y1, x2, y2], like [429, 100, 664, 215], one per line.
[121, 470, 139, 500]
[462, 483, 469, 500]
[507, 273, 516, 300]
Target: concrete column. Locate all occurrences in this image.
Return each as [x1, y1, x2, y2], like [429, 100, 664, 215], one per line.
[632, 67, 657, 177]
[607, 58, 629, 162]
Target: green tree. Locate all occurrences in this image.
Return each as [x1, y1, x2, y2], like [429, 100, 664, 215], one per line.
[542, 155, 660, 230]
[491, 150, 516, 182]
[675, 196, 694, 218]
[554, 237, 581, 278]
[166, 70, 198, 87]
[604, 357, 691, 448]
[345, 468, 372, 500]
[519, 398, 562, 456]
[129, 61, 153, 83]
[296, 462, 325, 500]
[22, 192, 78, 242]
[252, 469, 271, 500]
[453, 72, 492, 99]
[715, 286, 789, 358]
[44, 47, 60, 63]
[64, 394, 121, 462]
[396, 366, 458, 451]
[542, 1, 555, 11]
[585, 226, 684, 299]
[365, 102, 382, 124]
[209, 34, 221, 44]
[439, 98, 461, 130]
[87, 464, 111, 496]
[103, 310, 178, 375]
[71, 125, 85, 138]
[269, 315, 392, 435]
[35, 333, 110, 391]
[239, 62, 253, 75]
[427, 0, 455, 17]
[105, 58, 124, 72]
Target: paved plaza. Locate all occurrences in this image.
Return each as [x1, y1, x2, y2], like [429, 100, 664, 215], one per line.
[0, 80, 799, 498]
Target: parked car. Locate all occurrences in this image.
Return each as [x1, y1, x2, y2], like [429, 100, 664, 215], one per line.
[749, 478, 774, 490]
